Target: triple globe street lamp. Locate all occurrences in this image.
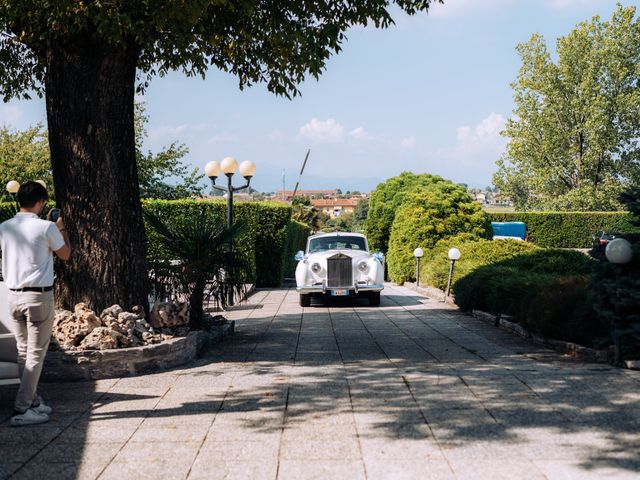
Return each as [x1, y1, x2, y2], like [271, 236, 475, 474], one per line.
[204, 157, 256, 306]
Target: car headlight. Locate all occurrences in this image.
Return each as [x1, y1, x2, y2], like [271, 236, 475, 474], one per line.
[358, 260, 370, 273]
[311, 262, 322, 274]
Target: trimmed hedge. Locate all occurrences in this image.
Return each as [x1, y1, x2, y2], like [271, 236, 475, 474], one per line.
[453, 249, 603, 347]
[420, 237, 539, 291]
[143, 200, 293, 287]
[282, 220, 310, 278]
[489, 212, 640, 248]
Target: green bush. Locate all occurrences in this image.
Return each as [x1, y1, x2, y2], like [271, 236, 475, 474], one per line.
[453, 250, 602, 347]
[386, 182, 492, 283]
[489, 212, 640, 248]
[282, 220, 310, 278]
[421, 237, 539, 290]
[365, 172, 449, 253]
[144, 200, 292, 287]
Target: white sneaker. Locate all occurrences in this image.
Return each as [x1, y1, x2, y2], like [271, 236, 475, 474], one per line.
[10, 408, 50, 427]
[32, 396, 52, 415]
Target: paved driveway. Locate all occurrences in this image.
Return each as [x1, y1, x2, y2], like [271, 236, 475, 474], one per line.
[1, 285, 639, 479]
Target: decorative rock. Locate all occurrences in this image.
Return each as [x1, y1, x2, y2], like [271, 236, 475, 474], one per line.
[150, 302, 190, 328]
[131, 305, 146, 318]
[51, 304, 101, 348]
[100, 304, 124, 320]
[117, 312, 139, 326]
[79, 326, 118, 350]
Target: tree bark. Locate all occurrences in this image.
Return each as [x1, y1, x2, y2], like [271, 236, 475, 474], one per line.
[45, 38, 149, 312]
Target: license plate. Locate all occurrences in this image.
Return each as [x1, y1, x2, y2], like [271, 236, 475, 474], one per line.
[332, 289, 348, 296]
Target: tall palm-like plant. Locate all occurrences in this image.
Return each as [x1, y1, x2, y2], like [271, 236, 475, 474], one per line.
[144, 209, 250, 330]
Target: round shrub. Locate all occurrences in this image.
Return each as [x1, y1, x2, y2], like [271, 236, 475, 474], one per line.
[365, 172, 448, 253]
[386, 182, 491, 284]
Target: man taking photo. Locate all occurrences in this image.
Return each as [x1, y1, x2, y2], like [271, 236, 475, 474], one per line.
[0, 181, 70, 426]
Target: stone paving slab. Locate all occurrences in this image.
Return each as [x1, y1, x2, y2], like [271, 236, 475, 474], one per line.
[1, 284, 640, 479]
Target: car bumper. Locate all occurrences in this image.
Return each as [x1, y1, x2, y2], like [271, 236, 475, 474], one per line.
[296, 284, 384, 294]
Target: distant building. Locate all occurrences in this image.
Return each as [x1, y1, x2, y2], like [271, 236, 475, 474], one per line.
[276, 189, 337, 201]
[311, 198, 360, 219]
[474, 192, 487, 203]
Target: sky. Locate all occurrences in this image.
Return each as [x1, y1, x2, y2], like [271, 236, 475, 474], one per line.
[1, 0, 638, 193]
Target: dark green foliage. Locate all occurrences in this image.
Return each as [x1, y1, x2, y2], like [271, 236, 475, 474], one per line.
[590, 187, 640, 363]
[421, 237, 539, 290]
[144, 209, 249, 329]
[489, 212, 640, 248]
[365, 172, 449, 253]
[283, 220, 311, 278]
[143, 200, 292, 288]
[453, 250, 601, 347]
[386, 182, 492, 283]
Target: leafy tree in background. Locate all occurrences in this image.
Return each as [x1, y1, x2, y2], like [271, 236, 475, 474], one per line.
[0, 0, 441, 310]
[0, 104, 203, 201]
[352, 198, 369, 232]
[0, 124, 51, 200]
[135, 102, 203, 200]
[365, 172, 448, 253]
[494, 5, 640, 211]
[386, 181, 492, 283]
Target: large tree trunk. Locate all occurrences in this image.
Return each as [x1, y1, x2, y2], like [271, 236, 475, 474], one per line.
[45, 38, 149, 312]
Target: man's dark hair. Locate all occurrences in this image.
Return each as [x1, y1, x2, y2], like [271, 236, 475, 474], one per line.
[17, 181, 49, 208]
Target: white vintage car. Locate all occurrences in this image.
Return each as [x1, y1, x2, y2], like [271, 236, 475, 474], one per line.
[295, 232, 384, 307]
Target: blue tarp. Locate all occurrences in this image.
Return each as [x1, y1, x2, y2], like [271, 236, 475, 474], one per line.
[491, 221, 526, 240]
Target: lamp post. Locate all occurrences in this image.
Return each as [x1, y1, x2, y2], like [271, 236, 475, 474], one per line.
[6, 180, 20, 209]
[445, 247, 461, 298]
[605, 238, 634, 365]
[413, 248, 424, 287]
[204, 157, 256, 306]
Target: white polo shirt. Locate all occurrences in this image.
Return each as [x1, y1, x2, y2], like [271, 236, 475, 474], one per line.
[0, 212, 65, 289]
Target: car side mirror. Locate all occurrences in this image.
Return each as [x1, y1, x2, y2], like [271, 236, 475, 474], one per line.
[294, 251, 305, 261]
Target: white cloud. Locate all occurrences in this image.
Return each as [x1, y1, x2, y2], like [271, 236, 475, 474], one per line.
[450, 112, 506, 155]
[429, 0, 597, 17]
[207, 131, 238, 144]
[149, 124, 189, 141]
[349, 127, 369, 140]
[400, 136, 417, 150]
[429, 0, 509, 18]
[424, 112, 507, 183]
[298, 118, 346, 143]
[0, 104, 24, 127]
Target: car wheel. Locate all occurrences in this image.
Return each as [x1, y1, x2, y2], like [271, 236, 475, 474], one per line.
[300, 294, 311, 307]
[369, 292, 380, 306]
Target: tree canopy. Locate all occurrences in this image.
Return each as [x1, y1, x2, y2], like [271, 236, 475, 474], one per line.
[0, 124, 51, 200]
[365, 172, 448, 253]
[0, 104, 202, 201]
[1, 0, 441, 101]
[494, 5, 640, 211]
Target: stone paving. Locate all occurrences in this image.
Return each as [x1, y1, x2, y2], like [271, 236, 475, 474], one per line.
[1, 284, 639, 479]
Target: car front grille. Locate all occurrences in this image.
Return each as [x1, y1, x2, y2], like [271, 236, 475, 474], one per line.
[327, 254, 352, 288]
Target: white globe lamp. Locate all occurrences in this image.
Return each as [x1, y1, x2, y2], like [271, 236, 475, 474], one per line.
[239, 160, 256, 179]
[221, 156, 238, 175]
[605, 238, 633, 264]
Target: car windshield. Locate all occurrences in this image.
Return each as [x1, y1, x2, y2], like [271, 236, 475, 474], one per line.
[308, 236, 367, 253]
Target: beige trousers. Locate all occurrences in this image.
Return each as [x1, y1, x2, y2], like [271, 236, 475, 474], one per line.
[8, 290, 55, 412]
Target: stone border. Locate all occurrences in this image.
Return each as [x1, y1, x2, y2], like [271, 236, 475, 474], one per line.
[405, 282, 611, 364]
[471, 310, 610, 364]
[42, 322, 234, 381]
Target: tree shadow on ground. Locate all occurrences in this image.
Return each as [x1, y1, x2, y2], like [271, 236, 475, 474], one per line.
[1, 296, 639, 478]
